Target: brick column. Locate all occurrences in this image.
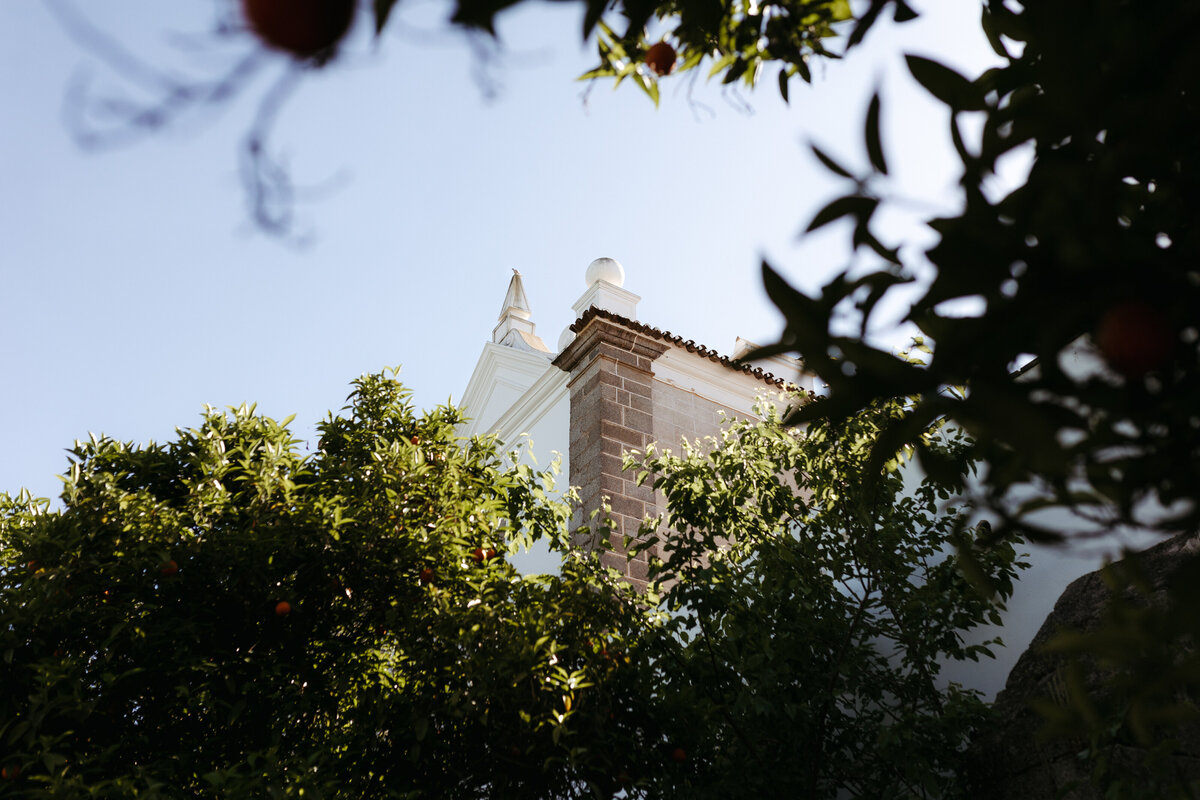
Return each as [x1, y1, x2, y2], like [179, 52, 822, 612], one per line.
[552, 314, 668, 590]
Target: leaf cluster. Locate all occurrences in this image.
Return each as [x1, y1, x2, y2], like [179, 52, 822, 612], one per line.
[724, 0, 1200, 789]
[0, 371, 667, 798]
[759, 0, 1200, 545]
[625, 396, 1025, 798]
[0, 375, 1029, 798]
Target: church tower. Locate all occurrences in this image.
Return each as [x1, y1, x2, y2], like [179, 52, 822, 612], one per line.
[460, 258, 812, 590]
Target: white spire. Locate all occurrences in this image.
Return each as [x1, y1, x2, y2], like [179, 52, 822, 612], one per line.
[498, 268, 532, 321]
[492, 270, 550, 353]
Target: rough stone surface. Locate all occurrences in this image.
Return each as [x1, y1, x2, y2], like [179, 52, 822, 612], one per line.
[554, 316, 671, 592]
[967, 534, 1200, 798]
[552, 314, 755, 593]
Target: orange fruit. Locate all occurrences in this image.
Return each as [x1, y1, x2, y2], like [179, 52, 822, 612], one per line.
[275, 600, 292, 616]
[242, 0, 355, 58]
[645, 42, 677, 77]
[1095, 301, 1174, 378]
[160, 559, 179, 576]
[670, 746, 686, 763]
[419, 567, 435, 585]
[1, 765, 20, 779]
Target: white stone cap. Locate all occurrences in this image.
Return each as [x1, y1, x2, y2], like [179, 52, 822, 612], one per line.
[572, 257, 640, 320]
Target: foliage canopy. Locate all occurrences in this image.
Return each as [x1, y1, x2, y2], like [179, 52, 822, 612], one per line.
[630, 398, 1023, 798]
[0, 373, 1017, 797]
[38, 0, 1200, 790]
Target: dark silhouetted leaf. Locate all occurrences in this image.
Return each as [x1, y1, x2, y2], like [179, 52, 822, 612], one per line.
[582, 0, 608, 38]
[847, 0, 886, 48]
[807, 196, 877, 233]
[905, 54, 985, 111]
[893, 0, 918, 22]
[374, 0, 399, 35]
[864, 92, 888, 175]
[810, 144, 854, 178]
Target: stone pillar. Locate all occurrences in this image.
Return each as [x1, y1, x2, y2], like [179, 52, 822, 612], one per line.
[553, 313, 668, 591]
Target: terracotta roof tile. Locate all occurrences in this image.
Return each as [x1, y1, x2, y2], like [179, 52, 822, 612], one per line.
[569, 307, 814, 396]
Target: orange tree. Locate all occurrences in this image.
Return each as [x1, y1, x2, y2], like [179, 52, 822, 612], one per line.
[732, 1, 1200, 793]
[0, 371, 675, 798]
[0, 372, 1020, 798]
[46, 0, 1200, 791]
[628, 397, 1024, 799]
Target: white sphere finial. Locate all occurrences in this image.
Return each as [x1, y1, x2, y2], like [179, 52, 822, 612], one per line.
[585, 257, 625, 288]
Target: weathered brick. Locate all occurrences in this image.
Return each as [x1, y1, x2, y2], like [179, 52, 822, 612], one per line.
[601, 420, 645, 448]
[627, 558, 649, 581]
[628, 392, 652, 414]
[595, 397, 622, 421]
[623, 407, 652, 435]
[624, 378, 652, 399]
[596, 368, 622, 388]
[624, 478, 656, 504]
[597, 341, 639, 368]
[599, 551, 625, 572]
[615, 361, 651, 386]
[600, 437, 625, 457]
[599, 453, 625, 479]
[576, 371, 601, 398]
[608, 494, 644, 520]
[598, 472, 625, 494]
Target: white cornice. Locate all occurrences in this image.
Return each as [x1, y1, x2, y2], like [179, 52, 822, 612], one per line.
[490, 364, 569, 447]
[653, 345, 788, 416]
[458, 343, 555, 437]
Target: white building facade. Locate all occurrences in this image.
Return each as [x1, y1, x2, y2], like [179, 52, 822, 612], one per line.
[459, 258, 812, 588]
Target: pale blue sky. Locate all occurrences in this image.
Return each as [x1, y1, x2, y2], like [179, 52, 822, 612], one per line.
[2, 1, 994, 500]
[4, 2, 1117, 698]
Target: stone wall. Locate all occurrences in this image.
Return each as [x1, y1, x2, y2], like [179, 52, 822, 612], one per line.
[554, 315, 667, 592]
[967, 533, 1200, 797]
[649, 379, 741, 453]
